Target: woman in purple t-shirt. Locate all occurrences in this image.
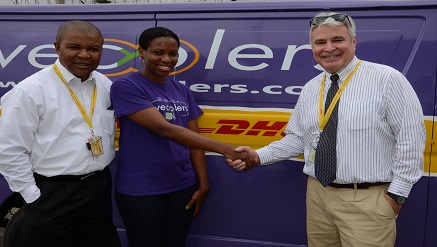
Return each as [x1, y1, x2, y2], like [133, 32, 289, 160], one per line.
[110, 27, 250, 247]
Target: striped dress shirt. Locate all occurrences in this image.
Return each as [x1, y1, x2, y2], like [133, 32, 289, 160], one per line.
[257, 56, 426, 197]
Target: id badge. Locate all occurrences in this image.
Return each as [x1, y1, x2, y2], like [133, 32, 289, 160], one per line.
[309, 133, 321, 163]
[88, 135, 104, 156]
[309, 150, 316, 163]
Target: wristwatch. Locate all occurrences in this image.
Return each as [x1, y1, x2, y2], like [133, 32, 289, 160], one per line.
[387, 192, 407, 204]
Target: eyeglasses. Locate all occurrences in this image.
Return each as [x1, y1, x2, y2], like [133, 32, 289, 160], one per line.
[310, 14, 352, 27]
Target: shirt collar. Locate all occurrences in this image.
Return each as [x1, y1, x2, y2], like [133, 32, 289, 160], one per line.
[54, 59, 96, 85]
[324, 56, 359, 83]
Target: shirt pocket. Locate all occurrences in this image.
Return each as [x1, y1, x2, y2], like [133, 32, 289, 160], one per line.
[94, 108, 116, 137]
[340, 100, 381, 130]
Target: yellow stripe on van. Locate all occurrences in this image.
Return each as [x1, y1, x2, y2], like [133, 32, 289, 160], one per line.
[425, 119, 434, 173]
[197, 107, 434, 173]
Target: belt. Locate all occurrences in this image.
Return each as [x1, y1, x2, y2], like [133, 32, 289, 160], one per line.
[328, 182, 389, 189]
[34, 167, 107, 182]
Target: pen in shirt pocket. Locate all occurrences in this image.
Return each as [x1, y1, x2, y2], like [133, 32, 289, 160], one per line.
[107, 105, 115, 119]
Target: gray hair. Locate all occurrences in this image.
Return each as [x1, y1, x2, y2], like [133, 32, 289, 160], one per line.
[309, 12, 356, 43]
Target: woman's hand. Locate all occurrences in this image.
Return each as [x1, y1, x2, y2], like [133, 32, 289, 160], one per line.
[185, 186, 210, 217]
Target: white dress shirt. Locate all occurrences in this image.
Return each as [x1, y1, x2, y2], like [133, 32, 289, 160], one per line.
[0, 59, 115, 203]
[257, 56, 426, 197]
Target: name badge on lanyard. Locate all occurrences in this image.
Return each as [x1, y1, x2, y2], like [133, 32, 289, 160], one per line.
[88, 135, 104, 156]
[53, 63, 103, 156]
[309, 133, 321, 163]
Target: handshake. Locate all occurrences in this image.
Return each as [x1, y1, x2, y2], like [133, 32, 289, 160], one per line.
[224, 146, 260, 171]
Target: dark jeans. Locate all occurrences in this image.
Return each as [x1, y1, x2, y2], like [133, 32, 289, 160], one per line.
[116, 184, 197, 247]
[21, 167, 117, 247]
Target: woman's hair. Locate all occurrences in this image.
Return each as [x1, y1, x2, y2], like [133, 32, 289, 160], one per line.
[138, 27, 180, 49]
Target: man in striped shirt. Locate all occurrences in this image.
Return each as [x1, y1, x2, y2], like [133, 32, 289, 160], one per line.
[228, 12, 426, 247]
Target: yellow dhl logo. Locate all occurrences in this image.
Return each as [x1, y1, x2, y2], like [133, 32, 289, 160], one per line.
[198, 109, 289, 150]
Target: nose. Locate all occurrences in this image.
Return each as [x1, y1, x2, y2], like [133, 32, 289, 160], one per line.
[77, 49, 91, 58]
[161, 53, 172, 62]
[323, 42, 336, 52]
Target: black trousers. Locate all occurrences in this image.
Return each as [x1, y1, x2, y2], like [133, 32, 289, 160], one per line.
[116, 184, 197, 247]
[21, 167, 117, 247]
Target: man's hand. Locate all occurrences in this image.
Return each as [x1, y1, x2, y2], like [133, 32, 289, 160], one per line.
[385, 194, 403, 215]
[226, 146, 260, 171]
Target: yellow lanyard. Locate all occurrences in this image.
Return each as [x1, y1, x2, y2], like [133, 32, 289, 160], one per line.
[52, 63, 97, 135]
[318, 60, 361, 130]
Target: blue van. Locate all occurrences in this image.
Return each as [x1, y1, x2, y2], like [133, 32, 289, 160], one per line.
[0, 0, 436, 246]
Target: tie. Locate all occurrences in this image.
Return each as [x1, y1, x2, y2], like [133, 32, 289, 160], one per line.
[315, 74, 340, 187]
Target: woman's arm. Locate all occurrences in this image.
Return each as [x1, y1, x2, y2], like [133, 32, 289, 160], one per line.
[185, 119, 209, 216]
[127, 107, 252, 163]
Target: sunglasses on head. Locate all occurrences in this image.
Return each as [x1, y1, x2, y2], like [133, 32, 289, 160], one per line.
[310, 13, 352, 27]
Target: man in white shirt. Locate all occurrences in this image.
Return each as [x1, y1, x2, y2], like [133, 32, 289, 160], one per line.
[228, 12, 426, 247]
[0, 20, 117, 247]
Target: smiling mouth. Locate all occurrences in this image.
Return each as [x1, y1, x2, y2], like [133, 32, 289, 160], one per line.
[75, 63, 91, 67]
[324, 55, 340, 59]
[159, 65, 172, 71]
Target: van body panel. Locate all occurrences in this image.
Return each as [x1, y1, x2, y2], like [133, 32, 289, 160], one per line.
[0, 2, 436, 247]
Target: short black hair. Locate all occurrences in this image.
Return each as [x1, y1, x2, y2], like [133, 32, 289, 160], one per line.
[56, 20, 103, 44]
[138, 27, 180, 49]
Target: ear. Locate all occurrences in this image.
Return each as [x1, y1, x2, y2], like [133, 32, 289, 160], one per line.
[54, 42, 61, 55]
[138, 46, 145, 59]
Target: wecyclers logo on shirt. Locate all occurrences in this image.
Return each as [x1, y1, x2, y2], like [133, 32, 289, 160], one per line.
[101, 38, 199, 77]
[151, 97, 189, 121]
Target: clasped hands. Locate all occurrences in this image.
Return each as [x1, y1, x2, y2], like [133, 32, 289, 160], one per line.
[224, 146, 260, 171]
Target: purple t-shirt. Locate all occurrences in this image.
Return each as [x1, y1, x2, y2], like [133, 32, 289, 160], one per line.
[110, 72, 203, 196]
